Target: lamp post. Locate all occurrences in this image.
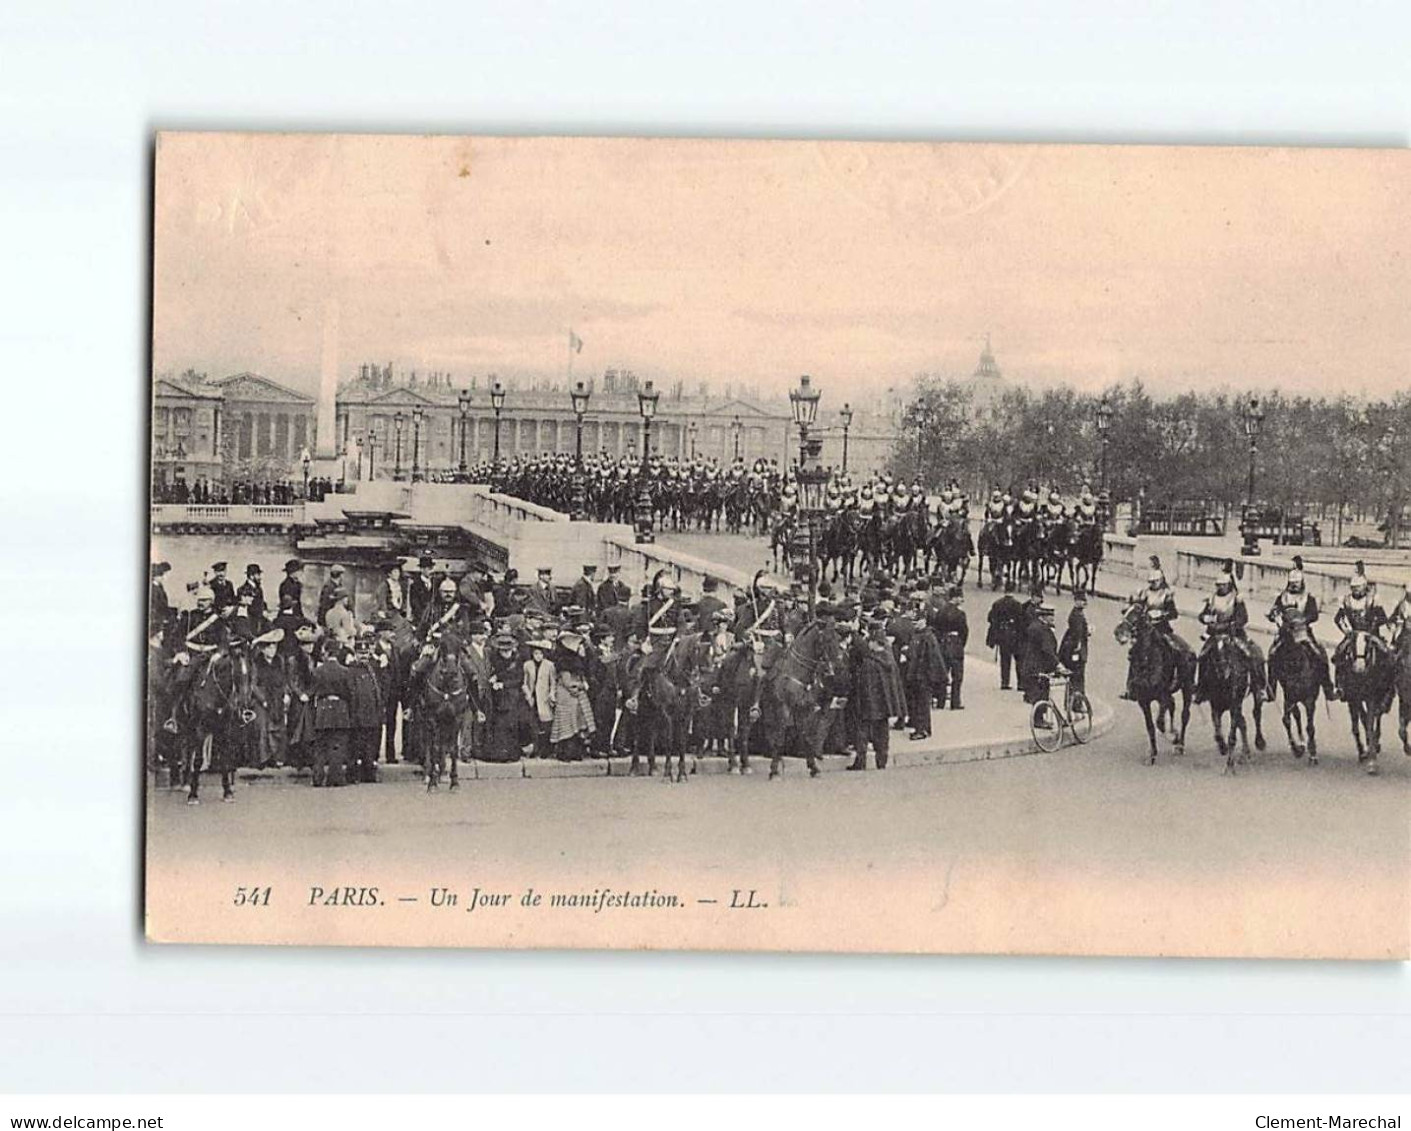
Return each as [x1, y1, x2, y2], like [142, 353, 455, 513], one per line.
[688, 420, 698, 459]
[411, 406, 423, 483]
[788, 375, 825, 607]
[839, 402, 854, 475]
[301, 447, 311, 500]
[457, 389, 471, 479]
[393, 412, 405, 480]
[634, 379, 660, 543]
[1240, 394, 1265, 556]
[570, 379, 591, 521]
[490, 380, 505, 468]
[367, 432, 377, 481]
[789, 374, 821, 464]
[1095, 393, 1114, 531]
[731, 415, 742, 461]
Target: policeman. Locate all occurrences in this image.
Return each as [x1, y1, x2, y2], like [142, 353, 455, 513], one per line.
[1193, 559, 1266, 704]
[208, 561, 236, 611]
[930, 584, 969, 710]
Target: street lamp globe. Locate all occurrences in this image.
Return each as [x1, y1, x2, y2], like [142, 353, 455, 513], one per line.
[458, 389, 471, 418]
[1243, 395, 1264, 440]
[1095, 393, 1113, 437]
[637, 379, 659, 421]
[570, 379, 591, 416]
[394, 411, 405, 437]
[789, 374, 821, 430]
[490, 380, 506, 412]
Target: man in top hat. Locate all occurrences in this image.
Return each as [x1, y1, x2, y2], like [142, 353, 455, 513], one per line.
[237, 563, 269, 626]
[986, 578, 1024, 692]
[406, 555, 435, 625]
[279, 559, 305, 619]
[525, 566, 558, 617]
[208, 561, 236, 611]
[570, 564, 599, 619]
[1193, 559, 1266, 704]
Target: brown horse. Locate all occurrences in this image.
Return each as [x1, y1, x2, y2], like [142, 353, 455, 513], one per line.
[1115, 602, 1196, 765]
[760, 620, 846, 780]
[1335, 630, 1396, 775]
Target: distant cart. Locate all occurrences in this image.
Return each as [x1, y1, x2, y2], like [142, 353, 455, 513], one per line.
[1240, 505, 1322, 547]
[1133, 500, 1225, 537]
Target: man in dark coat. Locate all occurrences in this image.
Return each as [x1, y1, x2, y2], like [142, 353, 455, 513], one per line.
[237, 563, 269, 626]
[524, 566, 558, 617]
[1022, 603, 1062, 705]
[1059, 592, 1091, 696]
[283, 625, 318, 770]
[696, 576, 728, 627]
[597, 563, 631, 609]
[278, 559, 305, 619]
[406, 556, 435, 625]
[986, 579, 1023, 691]
[311, 641, 355, 787]
[901, 608, 944, 740]
[149, 563, 173, 639]
[208, 561, 236, 611]
[250, 627, 289, 768]
[346, 630, 386, 783]
[317, 564, 347, 626]
[570, 564, 599, 619]
[846, 615, 907, 770]
[931, 585, 969, 710]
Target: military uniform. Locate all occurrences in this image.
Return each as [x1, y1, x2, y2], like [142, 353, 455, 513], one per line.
[930, 594, 969, 710]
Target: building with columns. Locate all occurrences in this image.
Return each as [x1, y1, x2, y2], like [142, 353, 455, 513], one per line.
[152, 366, 899, 487]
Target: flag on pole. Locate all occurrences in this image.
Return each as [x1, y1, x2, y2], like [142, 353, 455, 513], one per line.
[569, 329, 584, 354]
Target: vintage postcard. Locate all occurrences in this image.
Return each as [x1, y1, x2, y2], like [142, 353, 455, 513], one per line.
[146, 133, 1410, 955]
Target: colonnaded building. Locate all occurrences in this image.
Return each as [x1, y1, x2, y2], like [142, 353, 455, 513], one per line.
[151, 363, 901, 492]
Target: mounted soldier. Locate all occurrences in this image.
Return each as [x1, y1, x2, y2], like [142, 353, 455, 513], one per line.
[1331, 561, 1389, 698]
[1072, 484, 1100, 529]
[1121, 555, 1193, 700]
[1193, 559, 1267, 704]
[1265, 555, 1336, 701]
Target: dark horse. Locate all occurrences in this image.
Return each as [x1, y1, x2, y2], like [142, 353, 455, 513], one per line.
[1068, 521, 1104, 595]
[976, 515, 1015, 590]
[1267, 607, 1324, 764]
[926, 514, 973, 584]
[1334, 630, 1396, 775]
[186, 648, 246, 804]
[1395, 626, 1411, 758]
[1200, 631, 1265, 775]
[760, 619, 846, 779]
[1115, 601, 1196, 765]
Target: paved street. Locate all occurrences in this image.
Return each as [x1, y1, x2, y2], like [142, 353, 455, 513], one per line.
[148, 530, 1409, 956]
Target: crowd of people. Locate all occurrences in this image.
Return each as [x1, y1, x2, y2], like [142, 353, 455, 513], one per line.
[146, 546, 1097, 802]
[152, 476, 338, 505]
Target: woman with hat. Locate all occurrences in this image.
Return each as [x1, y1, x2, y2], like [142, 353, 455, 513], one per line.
[482, 632, 526, 763]
[522, 636, 557, 759]
[548, 632, 596, 762]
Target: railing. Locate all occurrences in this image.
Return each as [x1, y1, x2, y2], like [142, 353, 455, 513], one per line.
[1174, 546, 1410, 605]
[150, 503, 305, 525]
[602, 531, 752, 597]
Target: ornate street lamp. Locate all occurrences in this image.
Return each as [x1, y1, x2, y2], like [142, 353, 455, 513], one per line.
[634, 378, 660, 544]
[688, 420, 698, 459]
[367, 431, 378, 481]
[300, 447, 311, 499]
[795, 435, 829, 610]
[1095, 393, 1114, 530]
[839, 402, 854, 475]
[393, 412, 405, 480]
[457, 389, 472, 479]
[411, 406, 424, 483]
[1240, 394, 1265, 556]
[570, 379, 591, 521]
[788, 374, 821, 465]
[490, 379, 506, 467]
[731, 415, 742, 461]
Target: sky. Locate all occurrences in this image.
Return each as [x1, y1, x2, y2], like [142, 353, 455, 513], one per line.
[152, 133, 1410, 402]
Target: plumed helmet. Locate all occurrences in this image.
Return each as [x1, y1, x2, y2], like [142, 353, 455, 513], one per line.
[1217, 558, 1236, 590]
[650, 568, 678, 598]
[1288, 555, 1305, 590]
[1147, 554, 1166, 586]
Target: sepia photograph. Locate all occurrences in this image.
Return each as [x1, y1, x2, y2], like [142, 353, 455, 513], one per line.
[145, 132, 1411, 957]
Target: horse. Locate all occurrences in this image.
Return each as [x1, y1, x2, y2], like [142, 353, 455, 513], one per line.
[768, 512, 796, 572]
[1037, 518, 1072, 593]
[885, 507, 927, 575]
[1115, 601, 1196, 764]
[185, 648, 243, 804]
[1068, 520, 1104, 595]
[712, 637, 770, 773]
[1395, 627, 1411, 758]
[858, 509, 887, 576]
[976, 516, 1015, 590]
[926, 514, 973, 584]
[820, 509, 862, 584]
[1267, 608, 1324, 764]
[760, 619, 846, 779]
[1199, 630, 1265, 774]
[1334, 630, 1396, 775]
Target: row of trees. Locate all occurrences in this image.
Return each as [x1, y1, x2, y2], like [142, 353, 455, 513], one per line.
[888, 377, 1411, 545]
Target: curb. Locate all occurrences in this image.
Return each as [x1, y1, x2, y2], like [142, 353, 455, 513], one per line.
[223, 696, 1116, 785]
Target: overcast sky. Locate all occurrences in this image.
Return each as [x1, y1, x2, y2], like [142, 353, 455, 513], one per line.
[153, 133, 1409, 402]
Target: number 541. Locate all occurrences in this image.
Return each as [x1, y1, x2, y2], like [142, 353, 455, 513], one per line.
[233, 886, 271, 906]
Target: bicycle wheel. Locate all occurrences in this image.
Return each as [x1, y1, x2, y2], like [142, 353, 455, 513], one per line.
[1068, 692, 1094, 744]
[1030, 700, 1064, 752]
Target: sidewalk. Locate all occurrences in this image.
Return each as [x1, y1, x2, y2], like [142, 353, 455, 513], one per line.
[224, 653, 1114, 786]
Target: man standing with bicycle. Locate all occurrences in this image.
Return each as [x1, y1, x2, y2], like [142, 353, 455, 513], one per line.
[1022, 602, 1062, 708]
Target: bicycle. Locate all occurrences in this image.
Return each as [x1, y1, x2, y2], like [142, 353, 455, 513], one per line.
[1029, 670, 1093, 752]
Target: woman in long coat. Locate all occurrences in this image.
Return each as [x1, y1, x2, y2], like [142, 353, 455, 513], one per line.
[283, 626, 318, 771]
[483, 632, 527, 763]
[549, 633, 596, 762]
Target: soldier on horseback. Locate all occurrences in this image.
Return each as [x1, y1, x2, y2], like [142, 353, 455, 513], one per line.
[1265, 555, 1337, 701]
[1073, 484, 1099, 529]
[1040, 489, 1067, 527]
[1120, 556, 1193, 701]
[1331, 561, 1390, 697]
[1193, 559, 1267, 704]
[984, 488, 1006, 523]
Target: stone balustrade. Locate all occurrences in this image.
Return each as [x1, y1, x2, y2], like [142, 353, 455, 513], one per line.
[1174, 547, 1410, 606]
[601, 532, 753, 598]
[151, 503, 304, 526]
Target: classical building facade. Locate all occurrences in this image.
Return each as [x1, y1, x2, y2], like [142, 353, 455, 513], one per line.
[152, 366, 899, 486]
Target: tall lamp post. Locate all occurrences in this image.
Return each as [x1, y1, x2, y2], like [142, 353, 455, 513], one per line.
[570, 379, 591, 521]
[301, 447, 311, 500]
[839, 402, 854, 475]
[688, 420, 698, 459]
[1240, 394, 1265, 556]
[367, 431, 378, 481]
[490, 380, 506, 468]
[1095, 393, 1114, 530]
[457, 389, 471, 479]
[731, 415, 742, 461]
[393, 412, 405, 480]
[634, 379, 660, 544]
[411, 406, 424, 483]
[788, 375, 824, 605]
